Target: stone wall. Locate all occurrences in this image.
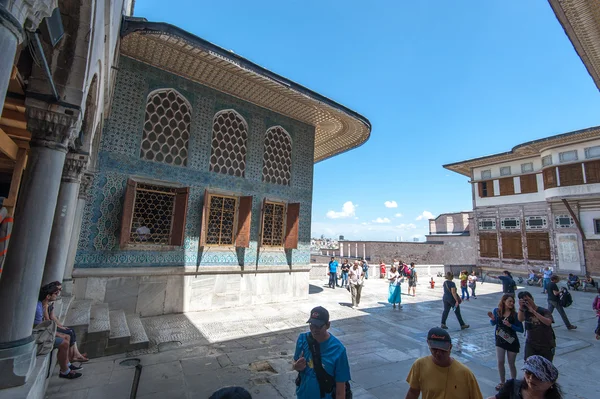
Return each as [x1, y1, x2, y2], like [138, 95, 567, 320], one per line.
[75, 56, 315, 270]
[584, 240, 600, 277]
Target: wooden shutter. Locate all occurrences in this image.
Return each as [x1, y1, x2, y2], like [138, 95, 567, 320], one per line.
[487, 181, 494, 197]
[585, 160, 600, 184]
[120, 178, 137, 249]
[499, 177, 514, 196]
[520, 174, 538, 194]
[480, 233, 498, 258]
[543, 168, 557, 189]
[558, 163, 583, 186]
[199, 189, 209, 247]
[502, 233, 523, 259]
[170, 187, 189, 246]
[527, 232, 550, 261]
[284, 203, 300, 249]
[235, 196, 252, 248]
[478, 182, 484, 198]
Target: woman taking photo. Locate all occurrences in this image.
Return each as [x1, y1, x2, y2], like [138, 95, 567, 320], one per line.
[488, 355, 563, 399]
[441, 272, 470, 330]
[387, 265, 402, 309]
[488, 294, 524, 391]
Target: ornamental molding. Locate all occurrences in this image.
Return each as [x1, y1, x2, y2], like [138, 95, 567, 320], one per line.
[25, 102, 81, 152]
[1, 0, 57, 37]
[78, 172, 94, 199]
[120, 19, 371, 163]
[62, 152, 88, 183]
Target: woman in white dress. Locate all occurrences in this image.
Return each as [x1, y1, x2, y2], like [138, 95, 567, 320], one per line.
[388, 266, 403, 309]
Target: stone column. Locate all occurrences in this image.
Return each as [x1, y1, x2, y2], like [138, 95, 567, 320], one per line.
[0, 1, 56, 113]
[42, 152, 88, 286]
[0, 100, 78, 388]
[62, 172, 93, 295]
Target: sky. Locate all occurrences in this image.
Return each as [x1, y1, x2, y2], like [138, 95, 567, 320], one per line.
[134, 0, 600, 241]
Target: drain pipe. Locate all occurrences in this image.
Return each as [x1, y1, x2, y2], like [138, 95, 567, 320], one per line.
[130, 363, 143, 398]
[28, 31, 60, 102]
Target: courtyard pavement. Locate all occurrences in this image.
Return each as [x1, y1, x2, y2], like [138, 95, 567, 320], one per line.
[47, 277, 600, 399]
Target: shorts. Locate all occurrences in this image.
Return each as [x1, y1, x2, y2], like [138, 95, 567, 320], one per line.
[408, 281, 417, 287]
[54, 337, 64, 349]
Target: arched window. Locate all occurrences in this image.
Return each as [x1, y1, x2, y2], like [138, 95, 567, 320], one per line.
[209, 110, 248, 177]
[262, 126, 292, 185]
[140, 89, 191, 166]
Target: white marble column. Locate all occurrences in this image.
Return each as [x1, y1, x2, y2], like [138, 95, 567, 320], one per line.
[0, 100, 78, 388]
[62, 172, 93, 295]
[340, 243, 344, 258]
[42, 152, 88, 286]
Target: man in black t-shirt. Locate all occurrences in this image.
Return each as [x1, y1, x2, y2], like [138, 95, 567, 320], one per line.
[517, 291, 555, 361]
[547, 275, 577, 330]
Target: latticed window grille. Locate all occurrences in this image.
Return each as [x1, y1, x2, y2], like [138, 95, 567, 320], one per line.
[130, 183, 177, 245]
[262, 201, 285, 246]
[263, 126, 292, 185]
[206, 194, 237, 245]
[140, 89, 191, 166]
[209, 110, 248, 177]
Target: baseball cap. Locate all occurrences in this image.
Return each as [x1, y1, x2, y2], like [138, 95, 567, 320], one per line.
[522, 355, 558, 382]
[427, 327, 452, 351]
[306, 306, 329, 327]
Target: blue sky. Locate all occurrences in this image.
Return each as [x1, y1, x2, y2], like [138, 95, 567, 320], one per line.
[134, 0, 600, 241]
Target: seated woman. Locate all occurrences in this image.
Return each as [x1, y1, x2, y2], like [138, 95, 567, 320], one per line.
[583, 274, 597, 291]
[44, 281, 89, 363]
[566, 274, 581, 291]
[489, 355, 563, 399]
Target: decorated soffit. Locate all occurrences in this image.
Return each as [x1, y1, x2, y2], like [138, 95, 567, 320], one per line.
[120, 17, 371, 164]
[549, 0, 600, 91]
[443, 126, 600, 177]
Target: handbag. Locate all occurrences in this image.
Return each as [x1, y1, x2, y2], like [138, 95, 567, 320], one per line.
[32, 320, 57, 356]
[306, 333, 352, 398]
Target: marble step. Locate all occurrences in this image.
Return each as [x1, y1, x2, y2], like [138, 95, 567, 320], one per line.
[107, 309, 131, 348]
[56, 295, 74, 324]
[88, 303, 110, 336]
[126, 314, 150, 351]
[63, 299, 93, 329]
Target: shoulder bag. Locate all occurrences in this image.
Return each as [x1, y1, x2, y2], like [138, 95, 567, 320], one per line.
[307, 333, 352, 398]
[33, 320, 57, 356]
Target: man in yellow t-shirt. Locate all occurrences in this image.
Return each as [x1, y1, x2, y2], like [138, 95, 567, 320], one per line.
[405, 328, 482, 399]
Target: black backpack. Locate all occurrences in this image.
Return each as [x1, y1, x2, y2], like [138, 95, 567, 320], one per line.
[559, 287, 573, 308]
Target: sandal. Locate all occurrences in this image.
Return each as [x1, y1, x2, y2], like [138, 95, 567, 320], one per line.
[59, 371, 82, 379]
[495, 383, 504, 391]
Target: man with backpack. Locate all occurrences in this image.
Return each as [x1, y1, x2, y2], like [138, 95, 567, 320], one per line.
[361, 258, 369, 279]
[292, 306, 351, 398]
[547, 275, 577, 330]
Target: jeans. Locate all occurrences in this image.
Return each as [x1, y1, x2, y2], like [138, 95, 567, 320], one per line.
[441, 300, 466, 326]
[351, 284, 363, 306]
[543, 278, 550, 292]
[341, 273, 348, 287]
[364, 268, 369, 279]
[328, 273, 337, 288]
[470, 284, 476, 298]
[548, 299, 573, 327]
[460, 286, 469, 300]
[596, 317, 600, 335]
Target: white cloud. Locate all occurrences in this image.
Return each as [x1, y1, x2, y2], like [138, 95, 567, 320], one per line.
[326, 201, 356, 219]
[397, 223, 417, 230]
[372, 217, 391, 224]
[384, 201, 398, 208]
[416, 211, 435, 221]
[394, 213, 403, 218]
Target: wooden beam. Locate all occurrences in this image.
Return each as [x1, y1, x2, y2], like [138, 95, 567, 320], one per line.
[3, 97, 26, 112]
[0, 125, 31, 141]
[0, 109, 27, 129]
[3, 148, 27, 216]
[0, 128, 18, 160]
[562, 199, 586, 239]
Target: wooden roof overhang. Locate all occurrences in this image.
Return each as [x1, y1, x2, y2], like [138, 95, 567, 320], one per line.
[549, 0, 600, 91]
[443, 126, 600, 177]
[120, 17, 371, 163]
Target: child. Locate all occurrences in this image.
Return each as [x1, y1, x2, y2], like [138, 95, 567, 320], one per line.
[380, 261, 386, 279]
[430, 277, 435, 289]
[594, 288, 600, 340]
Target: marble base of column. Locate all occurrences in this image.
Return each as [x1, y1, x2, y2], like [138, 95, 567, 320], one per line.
[0, 102, 78, 387]
[42, 153, 88, 286]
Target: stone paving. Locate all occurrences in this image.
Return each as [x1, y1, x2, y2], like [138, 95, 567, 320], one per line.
[46, 277, 600, 399]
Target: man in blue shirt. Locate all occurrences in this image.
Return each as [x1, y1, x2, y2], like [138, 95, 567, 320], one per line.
[328, 257, 338, 289]
[293, 306, 351, 398]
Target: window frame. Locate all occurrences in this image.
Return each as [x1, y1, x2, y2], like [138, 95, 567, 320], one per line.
[521, 162, 534, 173]
[585, 145, 600, 160]
[559, 150, 578, 163]
[478, 180, 494, 198]
[259, 198, 300, 249]
[525, 216, 547, 230]
[542, 155, 553, 167]
[500, 166, 511, 176]
[480, 169, 491, 180]
[594, 219, 600, 234]
[555, 214, 574, 228]
[500, 217, 521, 230]
[479, 233, 499, 258]
[199, 190, 253, 248]
[478, 218, 496, 231]
[526, 232, 551, 261]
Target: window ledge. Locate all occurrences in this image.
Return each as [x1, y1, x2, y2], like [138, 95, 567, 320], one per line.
[121, 243, 181, 251]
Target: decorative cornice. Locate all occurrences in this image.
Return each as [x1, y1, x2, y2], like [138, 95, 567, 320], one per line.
[25, 102, 80, 152]
[62, 152, 88, 183]
[78, 172, 94, 199]
[1, 0, 57, 40]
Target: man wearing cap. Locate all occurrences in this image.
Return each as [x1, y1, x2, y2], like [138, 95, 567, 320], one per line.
[492, 355, 562, 399]
[405, 327, 483, 399]
[292, 306, 351, 399]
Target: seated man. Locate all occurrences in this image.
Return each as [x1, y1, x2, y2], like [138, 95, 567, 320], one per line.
[567, 274, 581, 291]
[583, 274, 597, 291]
[36, 285, 82, 379]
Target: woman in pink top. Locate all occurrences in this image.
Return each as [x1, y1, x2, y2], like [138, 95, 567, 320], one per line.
[593, 287, 600, 340]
